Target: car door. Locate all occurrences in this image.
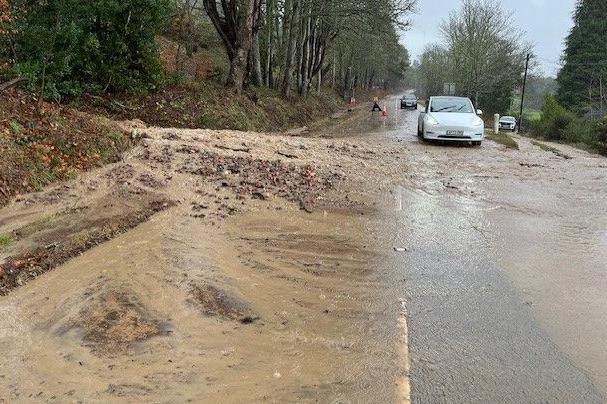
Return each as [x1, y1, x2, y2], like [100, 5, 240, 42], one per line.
[418, 99, 429, 132]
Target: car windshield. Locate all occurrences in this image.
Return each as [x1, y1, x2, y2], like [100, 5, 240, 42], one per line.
[430, 98, 473, 113]
[501, 116, 516, 122]
[403, 95, 416, 100]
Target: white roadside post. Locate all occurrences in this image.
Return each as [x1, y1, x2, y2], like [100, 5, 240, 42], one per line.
[494, 114, 500, 134]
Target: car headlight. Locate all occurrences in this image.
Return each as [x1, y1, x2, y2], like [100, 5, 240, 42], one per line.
[426, 115, 439, 125]
[473, 117, 484, 126]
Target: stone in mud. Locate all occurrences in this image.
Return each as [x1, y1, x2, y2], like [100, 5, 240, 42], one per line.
[189, 283, 256, 323]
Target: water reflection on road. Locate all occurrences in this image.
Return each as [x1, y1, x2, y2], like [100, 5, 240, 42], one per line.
[388, 99, 607, 402]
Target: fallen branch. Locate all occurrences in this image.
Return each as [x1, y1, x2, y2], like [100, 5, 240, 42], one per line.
[214, 144, 251, 153]
[277, 150, 299, 159]
[0, 77, 26, 92]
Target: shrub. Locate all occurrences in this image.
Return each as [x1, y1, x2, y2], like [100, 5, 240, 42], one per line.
[10, 0, 170, 100]
[531, 96, 577, 140]
[563, 119, 596, 144]
[594, 117, 607, 143]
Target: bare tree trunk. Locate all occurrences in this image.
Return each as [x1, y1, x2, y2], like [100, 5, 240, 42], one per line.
[251, 33, 263, 86]
[281, 0, 300, 97]
[316, 67, 321, 94]
[203, 0, 262, 93]
[300, 12, 311, 96]
[263, 0, 274, 87]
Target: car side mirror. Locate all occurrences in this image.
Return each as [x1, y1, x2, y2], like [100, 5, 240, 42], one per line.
[477, 109, 483, 115]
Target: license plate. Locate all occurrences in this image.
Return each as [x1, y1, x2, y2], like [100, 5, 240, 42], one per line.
[446, 130, 464, 136]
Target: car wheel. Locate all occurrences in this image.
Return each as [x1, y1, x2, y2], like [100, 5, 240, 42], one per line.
[473, 141, 482, 146]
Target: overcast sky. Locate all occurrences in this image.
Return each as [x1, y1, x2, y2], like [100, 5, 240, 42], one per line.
[402, 0, 577, 77]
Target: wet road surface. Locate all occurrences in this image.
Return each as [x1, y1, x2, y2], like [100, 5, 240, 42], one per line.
[1, 98, 606, 402]
[382, 100, 607, 403]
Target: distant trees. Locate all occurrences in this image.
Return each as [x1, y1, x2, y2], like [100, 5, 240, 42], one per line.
[418, 45, 451, 98]
[417, 0, 530, 113]
[524, 76, 557, 111]
[201, 0, 416, 97]
[557, 0, 607, 117]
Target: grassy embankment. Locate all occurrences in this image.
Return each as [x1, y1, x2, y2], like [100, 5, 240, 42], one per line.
[77, 82, 343, 132]
[486, 131, 519, 149]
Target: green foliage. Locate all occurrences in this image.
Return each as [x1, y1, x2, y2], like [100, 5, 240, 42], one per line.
[594, 116, 607, 143]
[524, 76, 557, 111]
[531, 95, 606, 152]
[557, 0, 607, 114]
[10, 0, 170, 100]
[563, 118, 596, 144]
[9, 120, 23, 134]
[531, 96, 577, 140]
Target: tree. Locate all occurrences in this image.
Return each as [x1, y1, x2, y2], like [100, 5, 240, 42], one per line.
[436, 0, 530, 112]
[418, 45, 451, 98]
[524, 76, 557, 111]
[557, 0, 607, 117]
[202, 0, 263, 94]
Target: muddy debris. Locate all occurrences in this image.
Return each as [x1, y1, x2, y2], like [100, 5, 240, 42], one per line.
[137, 173, 167, 189]
[72, 289, 170, 354]
[178, 150, 342, 213]
[277, 149, 299, 159]
[214, 143, 251, 153]
[519, 162, 546, 168]
[189, 283, 256, 323]
[0, 199, 175, 295]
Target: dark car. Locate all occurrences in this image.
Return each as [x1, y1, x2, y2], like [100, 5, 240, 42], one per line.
[401, 94, 418, 109]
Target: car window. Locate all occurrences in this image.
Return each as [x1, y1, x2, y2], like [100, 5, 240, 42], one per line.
[430, 98, 473, 113]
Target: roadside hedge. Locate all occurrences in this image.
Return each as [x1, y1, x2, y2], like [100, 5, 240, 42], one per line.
[531, 95, 607, 153]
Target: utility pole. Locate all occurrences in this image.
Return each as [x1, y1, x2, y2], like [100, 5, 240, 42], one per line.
[518, 53, 531, 132]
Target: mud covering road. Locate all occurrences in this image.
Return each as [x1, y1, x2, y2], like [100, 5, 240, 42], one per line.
[1, 99, 607, 402]
[0, 117, 411, 402]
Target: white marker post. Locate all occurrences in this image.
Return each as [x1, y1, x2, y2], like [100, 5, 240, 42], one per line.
[494, 114, 500, 134]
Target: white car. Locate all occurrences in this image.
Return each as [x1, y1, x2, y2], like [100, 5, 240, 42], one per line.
[499, 116, 517, 132]
[417, 96, 485, 146]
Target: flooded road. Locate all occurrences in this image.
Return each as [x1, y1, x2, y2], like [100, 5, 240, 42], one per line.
[1, 99, 606, 402]
[381, 100, 607, 402]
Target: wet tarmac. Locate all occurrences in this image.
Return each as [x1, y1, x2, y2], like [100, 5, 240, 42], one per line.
[384, 100, 607, 403]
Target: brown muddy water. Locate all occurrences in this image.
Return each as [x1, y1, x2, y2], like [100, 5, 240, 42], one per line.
[0, 206, 407, 402]
[0, 126, 410, 402]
